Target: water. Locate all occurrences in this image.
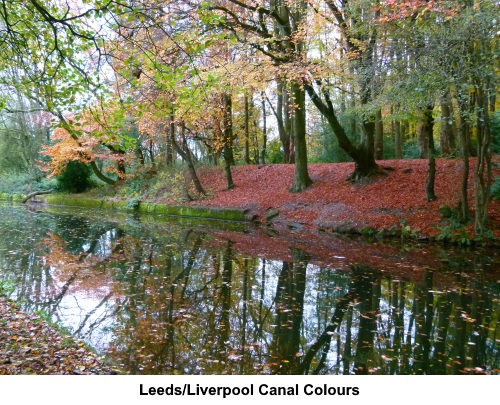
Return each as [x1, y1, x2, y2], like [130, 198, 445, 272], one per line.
[0, 202, 499, 375]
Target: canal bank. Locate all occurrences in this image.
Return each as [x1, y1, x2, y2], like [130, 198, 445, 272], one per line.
[0, 293, 119, 375]
[2, 159, 500, 244]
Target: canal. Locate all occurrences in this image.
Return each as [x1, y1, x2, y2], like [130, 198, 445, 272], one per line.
[0, 202, 498, 375]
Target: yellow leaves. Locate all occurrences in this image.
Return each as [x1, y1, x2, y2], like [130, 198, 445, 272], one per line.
[136, 111, 166, 138]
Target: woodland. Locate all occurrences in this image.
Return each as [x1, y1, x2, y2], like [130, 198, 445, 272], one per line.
[1, 1, 500, 377]
[0, 0, 499, 240]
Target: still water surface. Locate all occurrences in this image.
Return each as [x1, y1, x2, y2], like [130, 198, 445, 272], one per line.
[0, 202, 498, 375]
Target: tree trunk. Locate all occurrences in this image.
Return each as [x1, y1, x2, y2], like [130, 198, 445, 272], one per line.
[222, 93, 235, 189]
[169, 121, 206, 196]
[391, 104, 403, 159]
[457, 99, 470, 223]
[422, 105, 436, 202]
[261, 94, 267, 164]
[290, 82, 312, 192]
[149, 141, 156, 166]
[473, 85, 492, 234]
[401, 121, 409, 142]
[394, 118, 402, 159]
[244, 94, 250, 164]
[268, 83, 292, 163]
[440, 92, 456, 157]
[166, 114, 176, 166]
[374, 108, 384, 160]
[274, 81, 291, 163]
[249, 97, 260, 164]
[22, 189, 52, 203]
[468, 91, 477, 157]
[305, 84, 379, 182]
[90, 161, 115, 185]
[417, 111, 430, 159]
[284, 85, 294, 163]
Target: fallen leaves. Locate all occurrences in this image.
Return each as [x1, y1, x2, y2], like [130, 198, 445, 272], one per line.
[192, 158, 500, 239]
[0, 296, 118, 375]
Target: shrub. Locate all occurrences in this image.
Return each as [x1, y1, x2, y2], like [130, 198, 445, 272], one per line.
[0, 172, 34, 194]
[34, 177, 59, 192]
[491, 111, 500, 155]
[267, 139, 284, 164]
[402, 139, 420, 159]
[57, 161, 92, 193]
[492, 177, 500, 200]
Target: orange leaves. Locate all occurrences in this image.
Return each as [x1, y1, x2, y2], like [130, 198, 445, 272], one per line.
[378, 0, 459, 23]
[136, 111, 168, 140]
[40, 102, 135, 179]
[39, 128, 95, 177]
[40, 231, 119, 295]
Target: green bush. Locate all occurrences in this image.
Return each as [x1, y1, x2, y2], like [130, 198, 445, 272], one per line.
[267, 139, 284, 164]
[57, 161, 92, 193]
[34, 177, 59, 192]
[0, 172, 33, 194]
[402, 139, 420, 159]
[491, 111, 500, 155]
[0, 172, 61, 194]
[492, 177, 500, 200]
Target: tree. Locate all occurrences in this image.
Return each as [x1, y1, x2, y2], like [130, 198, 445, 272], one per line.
[380, 0, 499, 233]
[208, 0, 402, 183]
[206, 0, 314, 191]
[0, 0, 122, 184]
[306, 0, 384, 181]
[0, 81, 51, 178]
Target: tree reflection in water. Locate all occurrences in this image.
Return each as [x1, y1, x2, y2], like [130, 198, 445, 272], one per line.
[0, 204, 498, 375]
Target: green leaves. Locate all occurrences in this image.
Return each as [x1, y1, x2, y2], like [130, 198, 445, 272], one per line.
[197, 7, 226, 26]
[0, 0, 109, 113]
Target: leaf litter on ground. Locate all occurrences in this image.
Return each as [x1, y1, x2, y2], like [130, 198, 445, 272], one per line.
[0, 295, 119, 375]
[192, 158, 500, 239]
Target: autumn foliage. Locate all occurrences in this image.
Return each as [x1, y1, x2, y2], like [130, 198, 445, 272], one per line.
[189, 158, 500, 240]
[39, 126, 95, 177]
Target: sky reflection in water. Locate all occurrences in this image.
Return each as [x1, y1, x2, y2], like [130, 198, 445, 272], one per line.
[0, 203, 498, 375]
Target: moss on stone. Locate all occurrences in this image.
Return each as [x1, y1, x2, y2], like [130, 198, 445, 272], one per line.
[265, 209, 279, 222]
[45, 196, 104, 209]
[39, 195, 249, 222]
[135, 203, 248, 221]
[0, 193, 26, 202]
